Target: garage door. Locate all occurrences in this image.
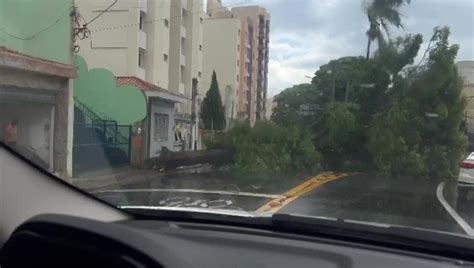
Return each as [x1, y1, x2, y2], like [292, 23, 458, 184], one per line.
[0, 85, 56, 104]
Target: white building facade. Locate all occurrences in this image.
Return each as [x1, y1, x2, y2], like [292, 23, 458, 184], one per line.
[202, 18, 241, 127]
[76, 0, 195, 157]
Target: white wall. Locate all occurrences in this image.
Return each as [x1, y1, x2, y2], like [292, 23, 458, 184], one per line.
[183, 0, 204, 115]
[169, 0, 204, 115]
[146, 0, 170, 89]
[148, 98, 175, 158]
[76, 0, 140, 77]
[0, 102, 53, 166]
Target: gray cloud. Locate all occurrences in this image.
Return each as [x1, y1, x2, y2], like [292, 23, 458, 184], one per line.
[223, 0, 474, 96]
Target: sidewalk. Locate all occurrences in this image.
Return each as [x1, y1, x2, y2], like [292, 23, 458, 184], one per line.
[71, 166, 159, 191]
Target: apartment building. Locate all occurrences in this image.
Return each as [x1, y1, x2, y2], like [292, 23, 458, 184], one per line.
[202, 18, 241, 127]
[76, 0, 200, 157]
[169, 0, 204, 115]
[231, 6, 270, 123]
[206, 1, 270, 125]
[76, 0, 164, 83]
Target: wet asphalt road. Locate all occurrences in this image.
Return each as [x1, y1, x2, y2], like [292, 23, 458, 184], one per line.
[92, 171, 474, 236]
[280, 174, 472, 235]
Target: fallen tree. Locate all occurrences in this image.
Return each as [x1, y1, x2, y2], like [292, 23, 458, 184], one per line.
[146, 147, 235, 171]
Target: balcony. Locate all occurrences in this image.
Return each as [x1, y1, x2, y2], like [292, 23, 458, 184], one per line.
[139, 30, 147, 49]
[180, 54, 186, 66]
[181, 25, 187, 38]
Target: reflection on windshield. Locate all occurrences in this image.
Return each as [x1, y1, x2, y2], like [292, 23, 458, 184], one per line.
[1, 0, 474, 237]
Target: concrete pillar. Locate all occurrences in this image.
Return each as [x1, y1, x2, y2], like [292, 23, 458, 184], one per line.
[53, 79, 74, 180]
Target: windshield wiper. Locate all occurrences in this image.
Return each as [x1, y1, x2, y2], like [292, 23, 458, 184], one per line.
[271, 213, 474, 262]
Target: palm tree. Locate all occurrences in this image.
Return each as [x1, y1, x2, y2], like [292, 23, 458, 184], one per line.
[365, 0, 411, 59]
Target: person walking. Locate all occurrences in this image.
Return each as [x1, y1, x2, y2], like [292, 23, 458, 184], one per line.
[4, 120, 19, 147]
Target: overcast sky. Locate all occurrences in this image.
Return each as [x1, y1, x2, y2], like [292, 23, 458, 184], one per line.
[221, 0, 474, 97]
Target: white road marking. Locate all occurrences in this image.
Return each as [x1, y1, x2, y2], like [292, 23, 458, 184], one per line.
[436, 182, 474, 236]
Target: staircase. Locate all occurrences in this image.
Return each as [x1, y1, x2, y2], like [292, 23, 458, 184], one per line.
[74, 97, 128, 143]
[73, 98, 132, 175]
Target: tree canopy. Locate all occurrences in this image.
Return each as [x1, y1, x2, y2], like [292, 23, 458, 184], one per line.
[271, 27, 467, 180]
[364, 0, 411, 59]
[367, 27, 467, 180]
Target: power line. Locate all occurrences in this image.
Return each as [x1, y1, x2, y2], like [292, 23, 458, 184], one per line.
[84, 0, 118, 27]
[90, 0, 249, 33]
[0, 7, 71, 41]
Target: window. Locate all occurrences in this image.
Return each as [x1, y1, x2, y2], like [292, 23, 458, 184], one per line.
[238, 29, 241, 36]
[180, 66, 186, 83]
[198, 71, 202, 78]
[237, 44, 240, 51]
[237, 75, 239, 82]
[199, 44, 202, 51]
[237, 60, 239, 67]
[200, 17, 203, 24]
[139, 11, 146, 30]
[164, 19, 169, 28]
[163, 54, 168, 62]
[182, 8, 187, 17]
[138, 48, 145, 67]
[154, 113, 169, 142]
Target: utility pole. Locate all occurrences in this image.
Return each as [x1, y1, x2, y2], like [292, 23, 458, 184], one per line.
[191, 78, 198, 150]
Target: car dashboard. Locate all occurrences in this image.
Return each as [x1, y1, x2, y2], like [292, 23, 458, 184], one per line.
[0, 214, 469, 268]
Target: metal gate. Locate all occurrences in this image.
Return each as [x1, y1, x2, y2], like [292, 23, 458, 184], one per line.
[72, 100, 132, 175]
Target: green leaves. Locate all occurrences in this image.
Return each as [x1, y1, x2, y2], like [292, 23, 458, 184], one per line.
[200, 71, 226, 130]
[271, 83, 319, 128]
[208, 121, 321, 174]
[270, 26, 467, 180]
[367, 27, 467, 181]
[365, 0, 411, 59]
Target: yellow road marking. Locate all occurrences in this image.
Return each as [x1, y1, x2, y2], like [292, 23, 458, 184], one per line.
[256, 172, 355, 214]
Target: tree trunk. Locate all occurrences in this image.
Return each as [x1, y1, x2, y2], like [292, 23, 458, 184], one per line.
[366, 37, 372, 60]
[146, 147, 235, 171]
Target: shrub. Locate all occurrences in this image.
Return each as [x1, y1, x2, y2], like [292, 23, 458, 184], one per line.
[208, 121, 321, 174]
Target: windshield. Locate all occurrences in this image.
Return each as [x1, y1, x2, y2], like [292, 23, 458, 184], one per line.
[1, 0, 474, 238]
